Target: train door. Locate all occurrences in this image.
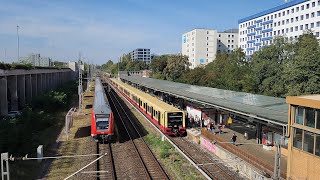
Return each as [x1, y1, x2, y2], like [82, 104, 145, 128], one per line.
[158, 111, 161, 125]
[151, 107, 154, 119]
[138, 99, 141, 107]
[145, 103, 148, 113]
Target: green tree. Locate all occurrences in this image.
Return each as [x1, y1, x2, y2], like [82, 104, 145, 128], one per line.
[283, 31, 320, 96]
[248, 36, 293, 97]
[150, 55, 168, 73]
[163, 54, 190, 81]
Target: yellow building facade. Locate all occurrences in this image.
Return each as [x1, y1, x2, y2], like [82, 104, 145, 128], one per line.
[286, 95, 320, 180]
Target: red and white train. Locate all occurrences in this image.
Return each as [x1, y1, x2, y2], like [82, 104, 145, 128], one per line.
[91, 77, 114, 142]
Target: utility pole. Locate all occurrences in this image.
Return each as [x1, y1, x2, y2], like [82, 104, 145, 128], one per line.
[17, 25, 20, 62]
[78, 53, 83, 114]
[273, 140, 281, 180]
[117, 57, 120, 80]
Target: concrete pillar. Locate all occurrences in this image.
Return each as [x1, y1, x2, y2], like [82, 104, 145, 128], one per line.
[37, 74, 42, 95]
[256, 123, 262, 144]
[31, 74, 38, 97]
[7, 76, 18, 111]
[0, 76, 8, 116]
[42, 73, 47, 93]
[17, 75, 26, 108]
[25, 74, 32, 103]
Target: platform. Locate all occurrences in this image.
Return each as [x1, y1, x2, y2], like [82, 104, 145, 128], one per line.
[200, 125, 287, 179]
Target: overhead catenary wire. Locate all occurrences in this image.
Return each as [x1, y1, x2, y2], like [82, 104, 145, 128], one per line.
[64, 153, 107, 180]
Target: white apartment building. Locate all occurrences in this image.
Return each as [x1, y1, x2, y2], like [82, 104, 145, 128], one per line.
[239, 0, 320, 58]
[182, 29, 238, 69]
[217, 29, 239, 54]
[130, 48, 151, 64]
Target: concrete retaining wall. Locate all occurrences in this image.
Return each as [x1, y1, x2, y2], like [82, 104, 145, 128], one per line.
[200, 136, 272, 180]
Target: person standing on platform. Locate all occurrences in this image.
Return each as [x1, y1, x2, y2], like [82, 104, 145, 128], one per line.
[231, 133, 237, 145]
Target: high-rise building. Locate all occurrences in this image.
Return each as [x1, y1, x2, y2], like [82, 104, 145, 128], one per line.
[238, 0, 320, 58]
[130, 48, 151, 64]
[19, 53, 52, 67]
[182, 28, 238, 69]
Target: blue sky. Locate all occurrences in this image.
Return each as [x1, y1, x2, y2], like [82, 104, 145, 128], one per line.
[0, 0, 285, 65]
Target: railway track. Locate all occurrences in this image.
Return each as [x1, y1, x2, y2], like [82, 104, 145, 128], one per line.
[170, 137, 242, 180]
[96, 142, 116, 180]
[107, 89, 169, 180]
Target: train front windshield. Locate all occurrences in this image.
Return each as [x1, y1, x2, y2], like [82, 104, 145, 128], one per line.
[167, 112, 183, 128]
[96, 115, 109, 130]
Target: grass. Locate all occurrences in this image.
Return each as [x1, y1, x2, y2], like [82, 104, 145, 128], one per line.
[44, 82, 95, 179]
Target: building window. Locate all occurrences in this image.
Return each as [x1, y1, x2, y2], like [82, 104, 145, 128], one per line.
[291, 8, 294, 13]
[306, 24, 309, 29]
[282, 20, 285, 25]
[283, 11, 285, 16]
[305, 108, 315, 128]
[232, 35, 234, 38]
[312, 2, 316, 7]
[300, 25, 304, 30]
[291, 18, 294, 23]
[311, 23, 315, 28]
[317, 21, 320, 27]
[306, 14, 310, 19]
[302, 5, 304, 10]
[296, 16, 299, 21]
[316, 110, 320, 129]
[318, 11, 320, 16]
[286, 19, 289, 24]
[207, 37, 209, 40]
[312, 12, 315, 18]
[278, 12, 281, 17]
[295, 106, 304, 125]
[219, 34, 221, 37]
[207, 31, 209, 34]
[303, 131, 315, 154]
[278, 21, 281, 26]
[290, 27, 293, 32]
[296, 7, 299, 12]
[287, 10, 290, 15]
[307, 3, 310, 9]
[316, 133, 320, 156]
[293, 128, 303, 149]
[317, 32, 320, 37]
[286, 28, 289, 33]
[301, 15, 304, 20]
[295, 26, 298, 31]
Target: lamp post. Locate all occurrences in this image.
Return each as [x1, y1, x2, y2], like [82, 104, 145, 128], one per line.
[17, 25, 20, 62]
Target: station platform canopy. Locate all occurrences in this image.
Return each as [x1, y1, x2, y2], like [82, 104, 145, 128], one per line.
[120, 76, 288, 126]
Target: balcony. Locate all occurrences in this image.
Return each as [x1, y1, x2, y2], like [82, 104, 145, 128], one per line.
[256, 19, 263, 23]
[262, 20, 273, 25]
[247, 40, 256, 44]
[262, 37, 273, 41]
[262, 28, 273, 33]
[247, 32, 256, 37]
[247, 25, 257, 29]
[246, 47, 255, 51]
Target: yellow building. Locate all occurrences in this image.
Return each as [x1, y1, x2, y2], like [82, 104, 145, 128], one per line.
[286, 95, 320, 180]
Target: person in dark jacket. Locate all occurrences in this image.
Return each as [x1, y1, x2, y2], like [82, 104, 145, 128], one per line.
[231, 133, 237, 145]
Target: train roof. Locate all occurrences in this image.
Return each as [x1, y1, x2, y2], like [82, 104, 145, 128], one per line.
[94, 77, 111, 114]
[111, 78, 181, 112]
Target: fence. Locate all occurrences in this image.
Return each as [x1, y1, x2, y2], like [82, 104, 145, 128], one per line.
[65, 107, 76, 141]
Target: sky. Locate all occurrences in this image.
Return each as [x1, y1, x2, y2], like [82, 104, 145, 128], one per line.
[0, 0, 286, 65]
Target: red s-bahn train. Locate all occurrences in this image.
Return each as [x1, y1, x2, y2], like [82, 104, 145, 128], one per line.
[91, 77, 114, 142]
